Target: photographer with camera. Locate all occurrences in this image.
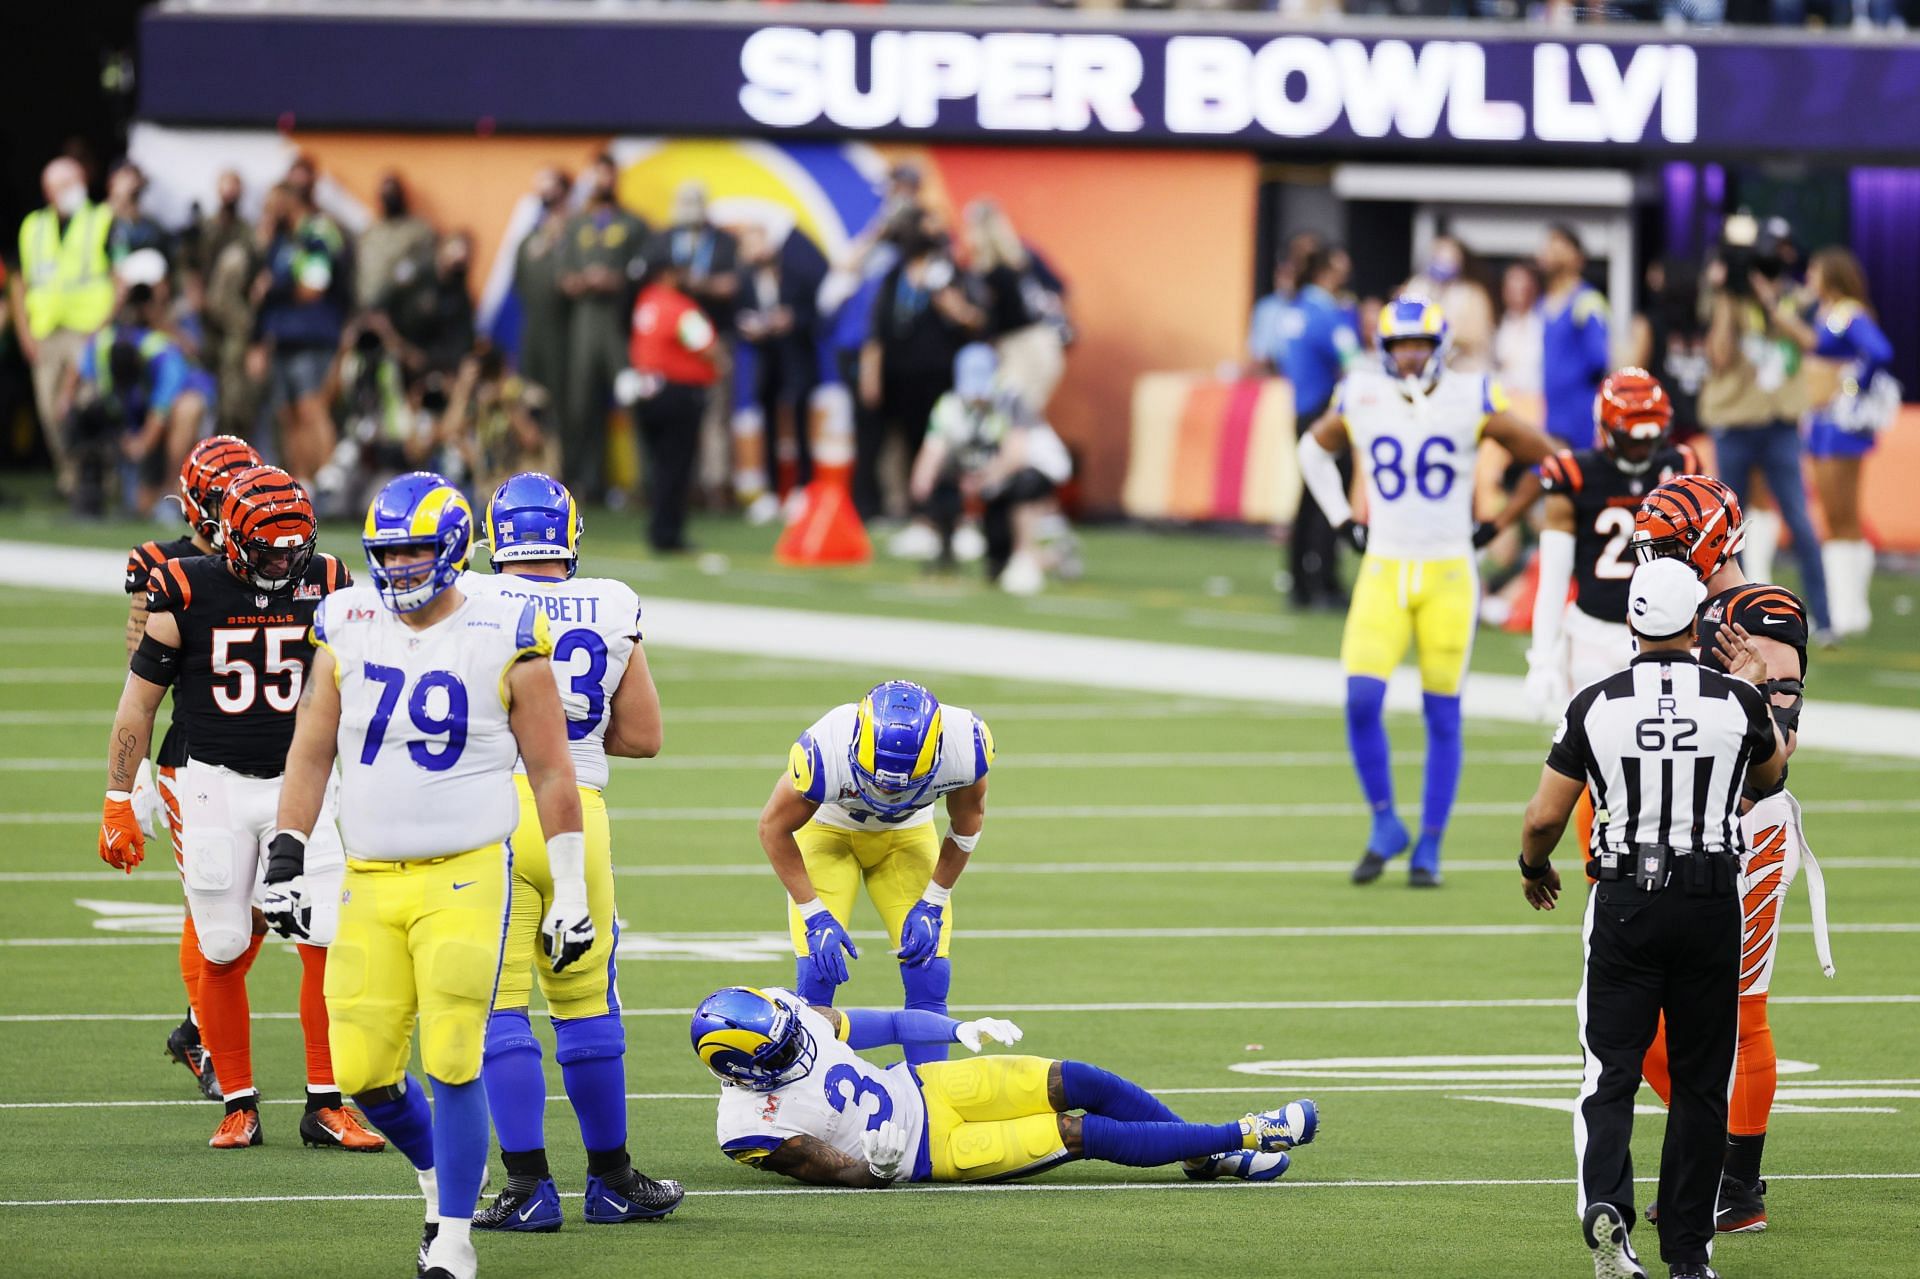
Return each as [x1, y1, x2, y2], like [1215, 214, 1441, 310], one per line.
[1699, 214, 1832, 639]
[442, 340, 557, 502]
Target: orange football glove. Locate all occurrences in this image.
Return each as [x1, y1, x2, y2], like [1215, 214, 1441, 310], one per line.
[99, 791, 146, 873]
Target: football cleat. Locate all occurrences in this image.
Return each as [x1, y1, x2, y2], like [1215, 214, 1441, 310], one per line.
[1668, 1267, 1719, 1279]
[419, 1227, 477, 1279]
[473, 1178, 563, 1232]
[163, 1021, 221, 1102]
[1714, 1175, 1767, 1233]
[299, 1106, 387, 1152]
[1407, 867, 1444, 889]
[209, 1105, 262, 1149]
[1239, 1099, 1318, 1153]
[1183, 1150, 1291, 1182]
[415, 1222, 436, 1279]
[584, 1170, 686, 1223]
[1581, 1202, 1647, 1279]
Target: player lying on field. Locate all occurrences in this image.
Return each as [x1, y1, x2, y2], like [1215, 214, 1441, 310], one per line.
[693, 986, 1318, 1186]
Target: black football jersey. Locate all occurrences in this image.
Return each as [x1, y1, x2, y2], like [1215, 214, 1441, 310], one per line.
[144, 553, 350, 776]
[126, 535, 202, 769]
[1699, 581, 1807, 798]
[1538, 443, 1700, 623]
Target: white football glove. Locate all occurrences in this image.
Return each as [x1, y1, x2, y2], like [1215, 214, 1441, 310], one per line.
[955, 1017, 1023, 1054]
[541, 880, 595, 974]
[1523, 652, 1570, 724]
[129, 758, 159, 838]
[861, 1118, 910, 1182]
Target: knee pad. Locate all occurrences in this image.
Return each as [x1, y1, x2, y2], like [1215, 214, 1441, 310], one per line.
[485, 1007, 541, 1063]
[902, 957, 952, 1011]
[420, 1014, 486, 1086]
[1345, 676, 1387, 728]
[197, 927, 252, 967]
[794, 960, 838, 1007]
[1422, 692, 1463, 742]
[553, 1011, 625, 1066]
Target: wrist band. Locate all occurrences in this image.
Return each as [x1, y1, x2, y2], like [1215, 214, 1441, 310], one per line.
[1518, 852, 1552, 881]
[947, 829, 980, 854]
[922, 882, 952, 907]
[106, 790, 133, 803]
[793, 896, 824, 916]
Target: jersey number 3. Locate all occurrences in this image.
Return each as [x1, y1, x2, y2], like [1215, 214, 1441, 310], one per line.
[358, 663, 469, 772]
[823, 1063, 894, 1132]
[210, 625, 307, 714]
[552, 628, 608, 742]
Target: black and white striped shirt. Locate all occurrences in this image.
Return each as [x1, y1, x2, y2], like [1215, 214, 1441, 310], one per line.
[1547, 653, 1777, 857]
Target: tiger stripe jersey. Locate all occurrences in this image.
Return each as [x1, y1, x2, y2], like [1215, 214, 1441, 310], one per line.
[1537, 442, 1698, 624]
[1698, 583, 1809, 681]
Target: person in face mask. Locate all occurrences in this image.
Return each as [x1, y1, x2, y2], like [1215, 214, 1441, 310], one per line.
[511, 168, 574, 438]
[185, 172, 253, 301]
[11, 155, 115, 501]
[356, 172, 437, 312]
[382, 231, 477, 377]
[1401, 233, 1495, 374]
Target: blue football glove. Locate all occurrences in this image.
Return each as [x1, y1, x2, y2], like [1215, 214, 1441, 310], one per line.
[804, 909, 858, 987]
[896, 899, 943, 968]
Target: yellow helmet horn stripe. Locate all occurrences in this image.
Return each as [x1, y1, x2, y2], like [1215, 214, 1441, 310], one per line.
[697, 1027, 773, 1069]
[912, 707, 943, 780]
[411, 485, 468, 537]
[855, 695, 878, 775]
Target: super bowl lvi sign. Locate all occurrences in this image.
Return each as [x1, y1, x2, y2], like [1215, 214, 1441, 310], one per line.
[738, 28, 1698, 148]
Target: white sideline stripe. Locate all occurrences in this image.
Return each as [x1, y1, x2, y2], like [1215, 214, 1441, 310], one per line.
[4, 540, 1915, 757]
[4, 920, 1909, 949]
[4, 995, 1914, 1022]
[8, 796, 1918, 825]
[8, 1080, 1916, 1110]
[4, 1172, 1916, 1207]
[9, 854, 1920, 883]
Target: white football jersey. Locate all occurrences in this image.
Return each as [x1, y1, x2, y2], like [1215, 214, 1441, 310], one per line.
[1337, 367, 1507, 560]
[714, 991, 928, 1182]
[790, 702, 993, 832]
[461, 571, 642, 791]
[314, 585, 553, 860]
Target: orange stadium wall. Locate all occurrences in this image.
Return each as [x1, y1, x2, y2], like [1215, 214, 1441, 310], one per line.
[129, 127, 1257, 515]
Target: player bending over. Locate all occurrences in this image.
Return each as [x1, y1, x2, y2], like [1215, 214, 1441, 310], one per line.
[1296, 295, 1553, 886]
[694, 986, 1318, 1186]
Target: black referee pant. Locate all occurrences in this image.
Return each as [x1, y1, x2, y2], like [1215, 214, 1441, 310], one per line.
[1575, 873, 1740, 1266]
[636, 383, 708, 553]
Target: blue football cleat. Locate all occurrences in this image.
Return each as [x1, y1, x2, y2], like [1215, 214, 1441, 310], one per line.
[1240, 1099, 1318, 1153]
[472, 1177, 563, 1232]
[1183, 1149, 1291, 1181]
[583, 1171, 685, 1224]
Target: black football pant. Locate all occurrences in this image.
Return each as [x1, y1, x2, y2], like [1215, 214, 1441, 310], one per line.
[1575, 877, 1739, 1265]
[637, 384, 707, 552]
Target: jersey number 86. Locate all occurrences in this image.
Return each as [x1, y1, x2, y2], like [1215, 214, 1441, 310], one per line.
[1370, 435, 1457, 501]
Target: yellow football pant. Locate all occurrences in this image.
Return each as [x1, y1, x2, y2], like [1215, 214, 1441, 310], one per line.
[493, 777, 619, 1018]
[324, 843, 509, 1093]
[784, 821, 951, 958]
[918, 1056, 1070, 1182]
[1340, 553, 1479, 695]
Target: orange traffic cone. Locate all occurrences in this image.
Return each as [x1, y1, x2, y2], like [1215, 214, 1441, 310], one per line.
[776, 383, 871, 566]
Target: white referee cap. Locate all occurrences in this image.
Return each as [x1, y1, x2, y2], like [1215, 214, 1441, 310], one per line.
[1628, 557, 1707, 639]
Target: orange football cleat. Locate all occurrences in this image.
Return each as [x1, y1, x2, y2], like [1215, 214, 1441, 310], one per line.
[299, 1106, 387, 1152]
[209, 1106, 262, 1149]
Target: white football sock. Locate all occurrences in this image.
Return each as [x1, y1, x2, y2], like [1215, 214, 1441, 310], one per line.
[417, 1167, 441, 1224]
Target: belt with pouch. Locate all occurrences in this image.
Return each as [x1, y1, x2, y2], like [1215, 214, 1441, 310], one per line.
[1587, 844, 1738, 895]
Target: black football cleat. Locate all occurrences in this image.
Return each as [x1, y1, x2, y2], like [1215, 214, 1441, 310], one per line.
[1582, 1202, 1647, 1279]
[473, 1178, 563, 1232]
[1668, 1266, 1719, 1279]
[415, 1222, 436, 1279]
[1351, 852, 1389, 885]
[1407, 867, 1444, 889]
[1714, 1175, 1766, 1233]
[164, 1020, 221, 1102]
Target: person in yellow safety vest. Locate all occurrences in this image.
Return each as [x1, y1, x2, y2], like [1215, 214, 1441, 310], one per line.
[7, 157, 115, 499]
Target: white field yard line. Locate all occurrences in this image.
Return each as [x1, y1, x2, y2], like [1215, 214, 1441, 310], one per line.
[4, 995, 1915, 1022]
[5, 1172, 1917, 1207]
[4, 540, 1915, 759]
[10, 855, 1918, 885]
[3, 921, 1910, 949]
[7, 797, 1919, 825]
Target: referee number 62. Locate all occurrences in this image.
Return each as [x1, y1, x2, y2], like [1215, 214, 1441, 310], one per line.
[1635, 715, 1698, 752]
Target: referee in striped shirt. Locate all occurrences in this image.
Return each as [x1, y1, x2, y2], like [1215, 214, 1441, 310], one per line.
[1517, 558, 1786, 1279]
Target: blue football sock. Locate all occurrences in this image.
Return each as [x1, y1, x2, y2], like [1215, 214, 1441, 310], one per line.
[1079, 1115, 1246, 1167]
[1060, 1061, 1182, 1123]
[900, 957, 951, 1068]
[429, 1076, 490, 1223]
[793, 959, 838, 1007]
[355, 1073, 434, 1171]
[481, 1008, 547, 1154]
[1417, 692, 1464, 871]
[1346, 677, 1402, 853]
[555, 1013, 628, 1153]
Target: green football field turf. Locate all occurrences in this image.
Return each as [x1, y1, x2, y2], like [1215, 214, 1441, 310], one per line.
[1, 509, 1916, 1277]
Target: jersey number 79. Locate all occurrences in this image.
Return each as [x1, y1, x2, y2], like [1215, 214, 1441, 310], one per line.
[358, 663, 469, 772]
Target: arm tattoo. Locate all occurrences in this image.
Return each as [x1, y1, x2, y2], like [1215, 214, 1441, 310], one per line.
[109, 728, 141, 791]
[761, 1135, 886, 1188]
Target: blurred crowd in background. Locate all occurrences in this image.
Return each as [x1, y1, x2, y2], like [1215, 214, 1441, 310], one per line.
[3, 148, 1081, 592]
[1247, 212, 1896, 638]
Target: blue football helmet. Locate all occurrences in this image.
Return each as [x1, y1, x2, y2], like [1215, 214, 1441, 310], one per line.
[849, 680, 944, 818]
[1376, 295, 1450, 390]
[486, 471, 582, 578]
[690, 987, 817, 1091]
[362, 471, 473, 613]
